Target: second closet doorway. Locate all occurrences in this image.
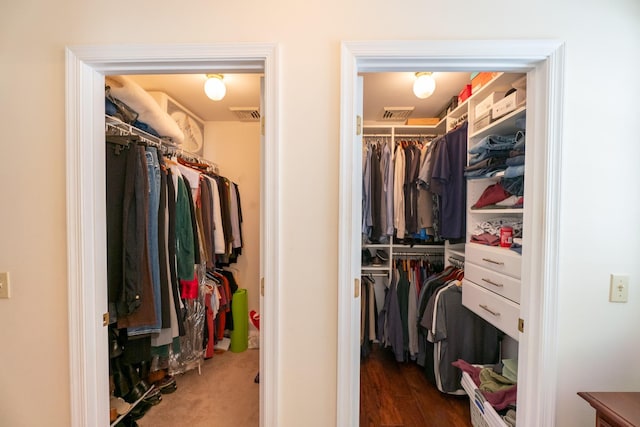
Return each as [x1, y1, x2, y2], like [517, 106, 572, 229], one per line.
[338, 40, 565, 427]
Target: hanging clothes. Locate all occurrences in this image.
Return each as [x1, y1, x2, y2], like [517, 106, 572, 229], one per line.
[362, 141, 373, 238]
[106, 140, 145, 324]
[380, 141, 394, 238]
[371, 254, 444, 363]
[426, 282, 501, 394]
[393, 144, 406, 239]
[403, 142, 421, 236]
[175, 174, 196, 281]
[360, 276, 377, 359]
[431, 122, 468, 240]
[416, 142, 435, 239]
[105, 110, 246, 381]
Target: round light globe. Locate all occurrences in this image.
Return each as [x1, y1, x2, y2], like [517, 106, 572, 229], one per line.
[413, 73, 436, 99]
[204, 75, 226, 101]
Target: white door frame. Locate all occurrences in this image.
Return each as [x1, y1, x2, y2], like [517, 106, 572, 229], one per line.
[338, 40, 565, 427]
[65, 43, 280, 427]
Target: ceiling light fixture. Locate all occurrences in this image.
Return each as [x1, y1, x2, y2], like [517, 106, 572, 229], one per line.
[413, 72, 436, 99]
[204, 74, 226, 101]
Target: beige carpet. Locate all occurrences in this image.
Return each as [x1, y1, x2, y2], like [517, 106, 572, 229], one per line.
[137, 349, 259, 427]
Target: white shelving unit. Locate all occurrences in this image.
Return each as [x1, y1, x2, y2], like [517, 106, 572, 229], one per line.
[460, 72, 527, 427]
[463, 72, 526, 337]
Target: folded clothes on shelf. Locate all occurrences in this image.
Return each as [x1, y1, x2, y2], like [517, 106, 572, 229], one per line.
[471, 182, 511, 209]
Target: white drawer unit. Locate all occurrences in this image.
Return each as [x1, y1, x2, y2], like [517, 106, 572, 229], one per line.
[465, 244, 521, 279]
[465, 262, 521, 304]
[462, 279, 520, 341]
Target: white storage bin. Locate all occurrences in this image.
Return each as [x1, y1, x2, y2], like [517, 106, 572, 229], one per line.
[475, 91, 506, 118]
[474, 111, 492, 131]
[491, 89, 526, 119]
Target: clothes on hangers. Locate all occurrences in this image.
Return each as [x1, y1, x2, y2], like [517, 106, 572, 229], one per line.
[372, 254, 443, 363]
[360, 276, 378, 359]
[363, 134, 448, 244]
[403, 142, 422, 236]
[105, 112, 246, 379]
[416, 265, 501, 395]
[393, 141, 406, 239]
[106, 139, 155, 329]
[431, 121, 468, 240]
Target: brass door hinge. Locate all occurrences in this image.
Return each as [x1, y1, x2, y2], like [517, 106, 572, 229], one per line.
[518, 318, 524, 333]
[103, 312, 109, 327]
[354, 278, 360, 298]
[356, 115, 362, 135]
[261, 277, 265, 296]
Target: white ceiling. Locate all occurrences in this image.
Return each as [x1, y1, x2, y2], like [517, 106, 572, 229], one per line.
[361, 72, 472, 122]
[125, 71, 472, 123]
[126, 73, 262, 122]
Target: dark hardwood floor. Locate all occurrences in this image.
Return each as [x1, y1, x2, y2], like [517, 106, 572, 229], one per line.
[360, 345, 471, 427]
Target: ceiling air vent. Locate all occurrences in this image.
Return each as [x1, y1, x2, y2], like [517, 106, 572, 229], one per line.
[381, 106, 415, 121]
[230, 107, 261, 122]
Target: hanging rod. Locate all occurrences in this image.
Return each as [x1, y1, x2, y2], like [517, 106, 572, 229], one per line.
[177, 148, 220, 175]
[393, 243, 444, 252]
[363, 134, 439, 138]
[105, 114, 219, 174]
[105, 115, 176, 154]
[393, 251, 444, 257]
[394, 134, 439, 138]
[448, 256, 465, 268]
[361, 272, 389, 277]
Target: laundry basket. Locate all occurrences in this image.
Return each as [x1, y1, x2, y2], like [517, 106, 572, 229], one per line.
[461, 371, 489, 427]
[469, 396, 490, 427]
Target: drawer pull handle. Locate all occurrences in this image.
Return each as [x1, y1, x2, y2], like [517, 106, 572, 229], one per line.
[482, 257, 504, 266]
[479, 304, 501, 317]
[482, 278, 504, 287]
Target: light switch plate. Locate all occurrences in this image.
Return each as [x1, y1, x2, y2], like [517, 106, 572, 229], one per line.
[609, 274, 628, 303]
[0, 272, 10, 299]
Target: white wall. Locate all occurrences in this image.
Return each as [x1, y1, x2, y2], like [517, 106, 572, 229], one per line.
[1, 1, 639, 426]
[204, 121, 261, 316]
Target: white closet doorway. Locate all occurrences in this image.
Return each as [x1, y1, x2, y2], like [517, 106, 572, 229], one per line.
[65, 44, 280, 427]
[338, 40, 565, 427]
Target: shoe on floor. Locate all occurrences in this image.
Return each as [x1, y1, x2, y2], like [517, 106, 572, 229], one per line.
[110, 396, 132, 415]
[142, 388, 163, 406]
[156, 375, 177, 394]
[249, 310, 260, 330]
[147, 368, 166, 385]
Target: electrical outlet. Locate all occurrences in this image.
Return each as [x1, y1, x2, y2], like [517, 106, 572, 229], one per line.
[609, 274, 628, 303]
[0, 272, 10, 299]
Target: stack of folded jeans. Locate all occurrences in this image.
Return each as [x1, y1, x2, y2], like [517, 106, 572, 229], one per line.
[502, 131, 525, 196]
[465, 132, 526, 194]
[465, 134, 518, 179]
